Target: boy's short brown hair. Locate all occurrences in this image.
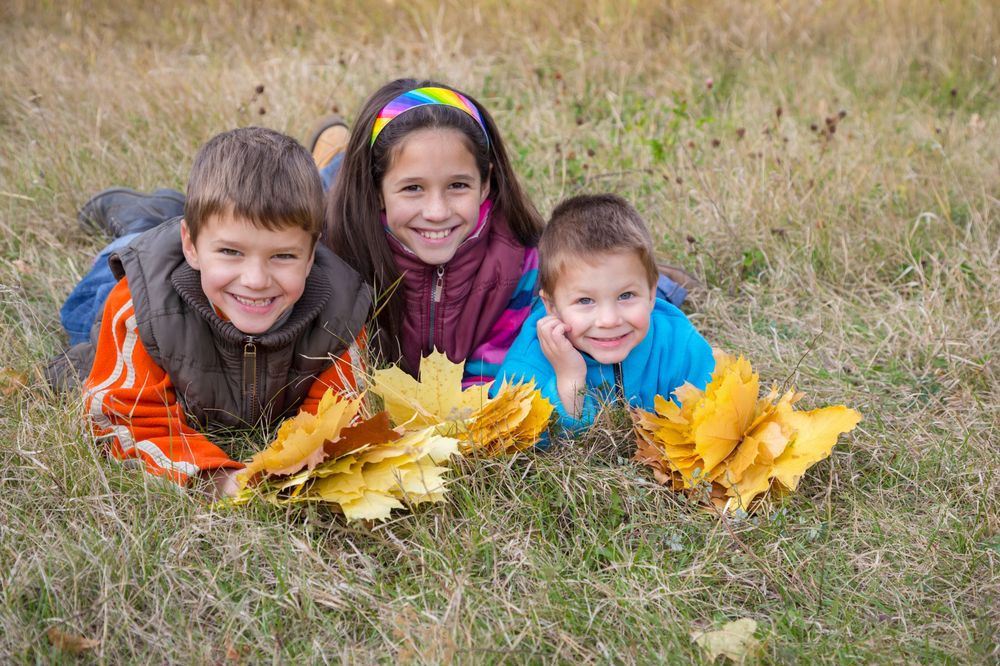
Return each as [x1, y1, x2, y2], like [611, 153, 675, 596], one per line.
[539, 194, 658, 294]
[184, 127, 323, 243]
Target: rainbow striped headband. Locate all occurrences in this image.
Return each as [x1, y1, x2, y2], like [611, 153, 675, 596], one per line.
[370, 87, 489, 146]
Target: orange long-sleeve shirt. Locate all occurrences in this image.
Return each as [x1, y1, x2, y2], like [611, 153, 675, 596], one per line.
[83, 278, 363, 485]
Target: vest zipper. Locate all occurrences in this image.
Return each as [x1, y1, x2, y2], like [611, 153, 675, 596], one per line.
[243, 337, 259, 422]
[428, 265, 445, 351]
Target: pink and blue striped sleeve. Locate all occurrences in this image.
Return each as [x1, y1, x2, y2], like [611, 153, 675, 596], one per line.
[463, 248, 539, 387]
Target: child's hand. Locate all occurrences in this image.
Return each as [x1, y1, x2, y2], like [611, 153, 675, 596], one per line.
[202, 467, 242, 499]
[537, 314, 586, 418]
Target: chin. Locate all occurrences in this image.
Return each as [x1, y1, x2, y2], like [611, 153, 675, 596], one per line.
[593, 352, 629, 365]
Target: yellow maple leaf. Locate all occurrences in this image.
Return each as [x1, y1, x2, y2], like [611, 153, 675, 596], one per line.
[341, 491, 404, 521]
[463, 380, 554, 455]
[288, 425, 460, 522]
[633, 350, 861, 514]
[231, 388, 464, 522]
[691, 354, 760, 475]
[691, 618, 761, 664]
[511, 384, 555, 445]
[239, 391, 362, 484]
[371, 350, 491, 427]
[771, 405, 863, 491]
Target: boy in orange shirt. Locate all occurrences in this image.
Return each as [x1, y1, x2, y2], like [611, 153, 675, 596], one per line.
[62, 127, 370, 497]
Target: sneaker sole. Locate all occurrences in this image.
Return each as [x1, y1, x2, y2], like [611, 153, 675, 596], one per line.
[78, 187, 185, 236]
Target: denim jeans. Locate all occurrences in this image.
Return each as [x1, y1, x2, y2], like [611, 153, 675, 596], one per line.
[61, 233, 141, 345]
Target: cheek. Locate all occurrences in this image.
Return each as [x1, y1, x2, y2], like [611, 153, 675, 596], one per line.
[199, 268, 226, 297]
[382, 198, 409, 231]
[630, 305, 653, 331]
[561, 311, 588, 335]
[282, 266, 311, 298]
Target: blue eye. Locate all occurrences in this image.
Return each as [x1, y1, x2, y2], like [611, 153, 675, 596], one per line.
[219, 248, 241, 256]
[619, 291, 635, 301]
[577, 297, 594, 305]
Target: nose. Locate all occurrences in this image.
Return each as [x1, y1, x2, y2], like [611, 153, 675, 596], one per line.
[422, 191, 450, 222]
[595, 302, 622, 327]
[241, 258, 271, 290]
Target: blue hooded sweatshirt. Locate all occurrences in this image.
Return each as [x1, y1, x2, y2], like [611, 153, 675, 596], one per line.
[494, 298, 715, 432]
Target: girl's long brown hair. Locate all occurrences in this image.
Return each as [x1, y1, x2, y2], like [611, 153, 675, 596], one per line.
[324, 78, 543, 365]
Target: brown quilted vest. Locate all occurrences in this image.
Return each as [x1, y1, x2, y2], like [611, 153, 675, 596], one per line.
[105, 219, 371, 430]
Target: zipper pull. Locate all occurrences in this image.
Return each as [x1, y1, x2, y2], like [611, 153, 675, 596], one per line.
[243, 339, 257, 396]
[432, 265, 445, 303]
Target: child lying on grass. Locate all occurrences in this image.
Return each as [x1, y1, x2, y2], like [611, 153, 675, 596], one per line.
[48, 127, 371, 497]
[496, 194, 715, 430]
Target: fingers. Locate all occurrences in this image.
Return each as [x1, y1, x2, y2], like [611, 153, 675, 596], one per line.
[537, 315, 570, 357]
[537, 315, 586, 377]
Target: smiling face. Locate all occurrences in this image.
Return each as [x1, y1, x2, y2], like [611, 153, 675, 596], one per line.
[541, 250, 656, 365]
[181, 211, 316, 335]
[380, 127, 490, 266]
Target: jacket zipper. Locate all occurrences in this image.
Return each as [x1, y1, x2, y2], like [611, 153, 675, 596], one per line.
[613, 362, 626, 406]
[427, 265, 445, 351]
[243, 337, 259, 422]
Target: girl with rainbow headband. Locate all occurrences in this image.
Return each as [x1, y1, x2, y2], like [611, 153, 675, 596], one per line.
[324, 79, 544, 384]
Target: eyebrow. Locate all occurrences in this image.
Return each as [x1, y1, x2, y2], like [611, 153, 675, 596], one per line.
[392, 172, 477, 184]
[208, 238, 306, 253]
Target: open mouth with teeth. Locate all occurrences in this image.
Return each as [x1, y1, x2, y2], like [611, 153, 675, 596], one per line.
[414, 226, 458, 241]
[586, 332, 631, 347]
[231, 294, 277, 308]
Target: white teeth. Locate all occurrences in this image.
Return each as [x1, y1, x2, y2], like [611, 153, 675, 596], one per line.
[418, 229, 451, 240]
[234, 295, 274, 307]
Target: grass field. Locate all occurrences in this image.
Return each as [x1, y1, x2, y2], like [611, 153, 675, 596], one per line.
[1, 1, 998, 662]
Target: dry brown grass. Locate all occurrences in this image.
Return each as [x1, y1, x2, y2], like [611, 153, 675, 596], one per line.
[1, 1, 998, 663]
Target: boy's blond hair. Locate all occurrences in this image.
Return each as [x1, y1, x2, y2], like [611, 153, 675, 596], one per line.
[539, 194, 658, 294]
[184, 127, 323, 243]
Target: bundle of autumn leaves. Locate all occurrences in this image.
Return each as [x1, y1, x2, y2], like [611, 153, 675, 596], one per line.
[634, 352, 862, 513]
[232, 352, 553, 521]
[233, 350, 860, 521]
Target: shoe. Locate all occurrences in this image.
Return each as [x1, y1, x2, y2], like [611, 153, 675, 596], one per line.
[306, 114, 349, 170]
[78, 187, 185, 238]
[655, 262, 704, 307]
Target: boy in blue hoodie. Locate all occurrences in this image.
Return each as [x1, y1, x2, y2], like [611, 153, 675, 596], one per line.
[496, 194, 715, 430]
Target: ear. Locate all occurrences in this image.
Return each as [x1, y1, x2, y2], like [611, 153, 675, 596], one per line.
[180, 219, 200, 270]
[539, 289, 556, 315]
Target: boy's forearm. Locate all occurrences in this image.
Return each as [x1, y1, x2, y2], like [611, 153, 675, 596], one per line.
[555, 371, 586, 420]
